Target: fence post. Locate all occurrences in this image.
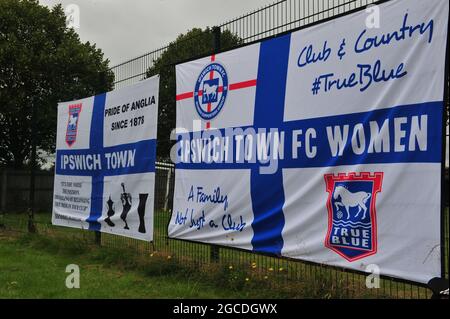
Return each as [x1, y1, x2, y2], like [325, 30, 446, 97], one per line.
[212, 26, 221, 52]
[210, 26, 221, 263]
[95, 231, 102, 246]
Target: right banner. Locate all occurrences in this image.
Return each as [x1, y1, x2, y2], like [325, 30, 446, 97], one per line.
[170, 0, 449, 284]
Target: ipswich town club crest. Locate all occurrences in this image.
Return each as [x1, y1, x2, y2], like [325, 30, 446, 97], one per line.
[194, 62, 228, 120]
[65, 103, 82, 147]
[324, 172, 383, 262]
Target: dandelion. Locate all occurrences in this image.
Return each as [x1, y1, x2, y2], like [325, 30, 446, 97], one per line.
[245, 278, 250, 282]
[228, 265, 233, 270]
[150, 253, 154, 257]
[279, 267, 284, 272]
[264, 276, 268, 280]
[269, 267, 274, 272]
[252, 265, 257, 269]
[167, 255, 172, 260]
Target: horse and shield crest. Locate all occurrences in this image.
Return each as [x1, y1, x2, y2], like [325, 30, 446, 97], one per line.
[324, 172, 383, 262]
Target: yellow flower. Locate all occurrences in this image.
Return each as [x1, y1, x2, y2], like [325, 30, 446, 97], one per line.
[245, 278, 250, 282]
[252, 265, 257, 269]
[167, 255, 172, 259]
[150, 253, 154, 257]
[269, 267, 274, 271]
[228, 265, 233, 270]
[264, 276, 268, 280]
[279, 267, 284, 272]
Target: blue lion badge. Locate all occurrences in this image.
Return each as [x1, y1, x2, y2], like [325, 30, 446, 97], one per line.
[324, 173, 383, 262]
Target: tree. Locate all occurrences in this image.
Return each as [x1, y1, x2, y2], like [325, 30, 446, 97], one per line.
[0, 0, 114, 168]
[146, 27, 241, 160]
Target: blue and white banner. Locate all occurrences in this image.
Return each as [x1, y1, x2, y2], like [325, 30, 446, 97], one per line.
[170, 0, 448, 283]
[52, 76, 159, 241]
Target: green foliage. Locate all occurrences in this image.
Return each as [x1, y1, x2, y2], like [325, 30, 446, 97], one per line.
[146, 27, 242, 160]
[0, 0, 114, 168]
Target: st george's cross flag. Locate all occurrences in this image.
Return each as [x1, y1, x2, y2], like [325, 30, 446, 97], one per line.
[52, 76, 159, 241]
[169, 0, 449, 283]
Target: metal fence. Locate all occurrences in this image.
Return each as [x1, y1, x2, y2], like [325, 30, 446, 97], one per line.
[0, 169, 54, 213]
[106, 0, 450, 298]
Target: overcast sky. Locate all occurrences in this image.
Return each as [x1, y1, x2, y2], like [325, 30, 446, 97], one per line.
[39, 0, 273, 66]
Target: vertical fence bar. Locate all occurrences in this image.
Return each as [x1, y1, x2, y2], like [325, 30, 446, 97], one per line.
[441, 12, 450, 279]
[1, 170, 7, 213]
[28, 101, 37, 233]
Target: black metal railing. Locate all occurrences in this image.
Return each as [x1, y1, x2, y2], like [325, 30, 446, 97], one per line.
[46, 0, 449, 298]
[111, 0, 379, 89]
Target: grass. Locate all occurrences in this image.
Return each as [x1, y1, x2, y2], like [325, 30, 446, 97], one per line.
[0, 230, 262, 298]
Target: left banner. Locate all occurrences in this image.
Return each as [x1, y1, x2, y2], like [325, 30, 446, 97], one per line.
[52, 75, 159, 241]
